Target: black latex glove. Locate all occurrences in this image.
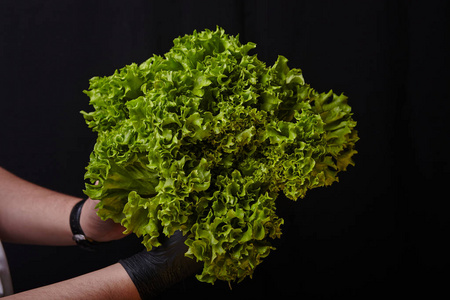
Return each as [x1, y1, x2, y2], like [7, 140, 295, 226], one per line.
[119, 231, 201, 299]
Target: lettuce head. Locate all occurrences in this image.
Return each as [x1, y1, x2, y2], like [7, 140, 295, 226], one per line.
[82, 27, 358, 284]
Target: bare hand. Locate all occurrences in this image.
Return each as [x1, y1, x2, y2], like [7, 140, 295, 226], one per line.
[80, 198, 129, 242]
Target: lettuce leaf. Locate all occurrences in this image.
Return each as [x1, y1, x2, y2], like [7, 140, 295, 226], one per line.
[82, 27, 358, 284]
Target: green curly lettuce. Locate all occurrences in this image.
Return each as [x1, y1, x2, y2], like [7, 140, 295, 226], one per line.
[81, 27, 358, 284]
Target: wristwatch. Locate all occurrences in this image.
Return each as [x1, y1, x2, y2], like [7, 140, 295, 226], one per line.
[70, 199, 98, 251]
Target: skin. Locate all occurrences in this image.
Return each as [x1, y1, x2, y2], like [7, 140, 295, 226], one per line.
[0, 167, 141, 299]
[4, 263, 138, 300]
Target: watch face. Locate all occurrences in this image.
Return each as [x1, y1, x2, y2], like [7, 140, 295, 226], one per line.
[72, 234, 87, 243]
[72, 234, 98, 251]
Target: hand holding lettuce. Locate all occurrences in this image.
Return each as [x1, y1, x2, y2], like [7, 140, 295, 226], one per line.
[82, 27, 358, 284]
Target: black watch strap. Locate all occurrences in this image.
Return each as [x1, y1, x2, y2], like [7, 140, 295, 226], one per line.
[70, 199, 98, 251]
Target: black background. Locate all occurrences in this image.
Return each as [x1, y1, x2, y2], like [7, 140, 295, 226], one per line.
[0, 0, 449, 299]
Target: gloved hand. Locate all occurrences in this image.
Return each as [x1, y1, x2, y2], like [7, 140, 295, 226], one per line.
[119, 231, 201, 299]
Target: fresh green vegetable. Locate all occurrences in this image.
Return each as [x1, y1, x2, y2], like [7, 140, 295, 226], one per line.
[82, 27, 358, 284]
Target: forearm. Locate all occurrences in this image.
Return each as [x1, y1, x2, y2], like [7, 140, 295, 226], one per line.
[0, 167, 80, 245]
[4, 263, 141, 300]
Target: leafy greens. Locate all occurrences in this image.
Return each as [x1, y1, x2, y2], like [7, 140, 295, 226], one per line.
[82, 27, 358, 284]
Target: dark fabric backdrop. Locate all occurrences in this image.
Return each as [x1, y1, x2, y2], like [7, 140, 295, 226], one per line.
[0, 0, 448, 299]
